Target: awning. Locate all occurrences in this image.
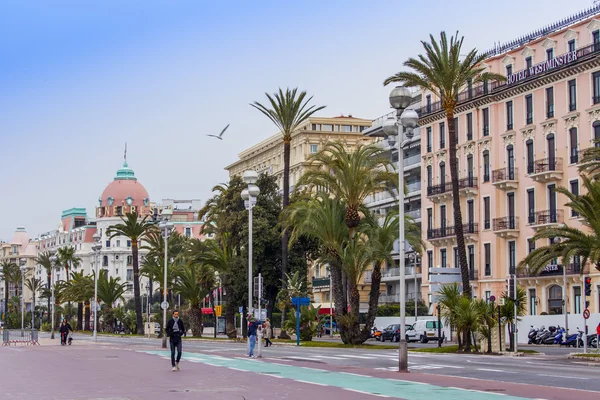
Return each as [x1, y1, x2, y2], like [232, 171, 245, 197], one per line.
[201, 308, 213, 315]
[318, 307, 334, 315]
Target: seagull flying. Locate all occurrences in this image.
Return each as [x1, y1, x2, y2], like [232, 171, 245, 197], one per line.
[207, 124, 230, 140]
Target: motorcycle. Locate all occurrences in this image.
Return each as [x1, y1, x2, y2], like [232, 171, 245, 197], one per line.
[527, 325, 539, 344]
[559, 328, 581, 347]
[373, 327, 382, 341]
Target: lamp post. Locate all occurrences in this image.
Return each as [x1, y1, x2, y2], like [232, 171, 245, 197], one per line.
[382, 86, 419, 372]
[19, 258, 26, 329]
[92, 233, 102, 342]
[49, 251, 57, 339]
[159, 208, 174, 349]
[329, 266, 333, 338]
[241, 170, 260, 348]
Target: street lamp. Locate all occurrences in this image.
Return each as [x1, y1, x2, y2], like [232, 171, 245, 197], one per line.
[19, 258, 26, 330]
[242, 170, 259, 347]
[382, 86, 418, 372]
[92, 233, 102, 342]
[49, 251, 58, 339]
[159, 208, 174, 349]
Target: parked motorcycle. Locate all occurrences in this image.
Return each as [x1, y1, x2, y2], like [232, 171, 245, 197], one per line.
[527, 325, 539, 344]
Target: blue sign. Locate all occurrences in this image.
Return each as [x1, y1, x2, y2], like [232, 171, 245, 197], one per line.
[239, 306, 243, 313]
[292, 297, 310, 307]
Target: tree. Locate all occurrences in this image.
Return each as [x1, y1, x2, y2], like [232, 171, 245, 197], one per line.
[40, 281, 68, 328]
[172, 260, 207, 337]
[384, 32, 505, 297]
[35, 252, 53, 322]
[96, 270, 127, 332]
[519, 176, 600, 274]
[1, 261, 18, 316]
[251, 87, 326, 328]
[107, 212, 154, 334]
[64, 272, 94, 330]
[24, 277, 43, 329]
[500, 287, 526, 352]
[283, 304, 320, 341]
[579, 143, 600, 179]
[57, 246, 81, 321]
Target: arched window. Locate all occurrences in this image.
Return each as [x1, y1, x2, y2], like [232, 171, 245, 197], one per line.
[482, 151, 490, 182]
[548, 285, 563, 315]
[593, 121, 600, 147]
[526, 139, 534, 174]
[506, 145, 515, 179]
[102, 256, 108, 267]
[570, 128, 578, 163]
[547, 133, 556, 170]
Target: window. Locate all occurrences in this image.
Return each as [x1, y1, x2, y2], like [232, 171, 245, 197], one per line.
[127, 240, 131, 248]
[426, 95, 432, 112]
[310, 144, 318, 153]
[439, 162, 446, 186]
[427, 208, 433, 231]
[426, 127, 432, 152]
[454, 117, 459, 144]
[467, 199, 474, 225]
[568, 79, 577, 111]
[439, 122, 445, 149]
[127, 255, 133, 265]
[568, 39, 576, 53]
[570, 180, 580, 217]
[482, 108, 489, 136]
[440, 205, 447, 229]
[116, 206, 123, 216]
[106, 240, 111, 248]
[529, 288, 537, 315]
[425, 321, 440, 329]
[506, 101, 513, 130]
[525, 94, 533, 124]
[427, 250, 433, 271]
[322, 124, 333, 132]
[508, 241, 516, 274]
[506, 64, 513, 76]
[570, 128, 578, 164]
[526, 139, 534, 174]
[483, 196, 490, 229]
[484, 243, 491, 276]
[466, 113, 473, 141]
[427, 166, 432, 187]
[507, 145, 515, 179]
[453, 247, 459, 269]
[126, 269, 133, 281]
[312, 124, 320, 131]
[440, 249, 447, 268]
[116, 240, 120, 247]
[185, 227, 191, 238]
[527, 189, 535, 224]
[574, 287, 581, 314]
[595, 121, 600, 147]
[594, 30, 600, 51]
[102, 256, 108, 267]
[594, 71, 600, 104]
[341, 125, 352, 132]
[482, 150, 490, 182]
[485, 291, 492, 302]
[525, 56, 533, 69]
[546, 87, 554, 118]
[528, 238, 536, 254]
[546, 48, 554, 60]
[468, 245, 475, 279]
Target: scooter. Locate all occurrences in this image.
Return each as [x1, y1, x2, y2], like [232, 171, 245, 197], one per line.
[527, 325, 539, 344]
[534, 326, 554, 344]
[559, 329, 581, 347]
[373, 327, 382, 341]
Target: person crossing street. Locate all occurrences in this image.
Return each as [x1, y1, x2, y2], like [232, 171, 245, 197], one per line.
[166, 310, 186, 371]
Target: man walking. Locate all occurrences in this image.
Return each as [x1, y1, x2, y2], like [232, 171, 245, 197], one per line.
[166, 310, 185, 371]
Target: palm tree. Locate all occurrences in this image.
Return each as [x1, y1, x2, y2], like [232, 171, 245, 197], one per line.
[40, 281, 68, 329]
[384, 32, 505, 297]
[579, 142, 600, 178]
[173, 261, 208, 336]
[35, 252, 53, 322]
[1, 260, 18, 316]
[57, 246, 81, 321]
[251, 87, 326, 327]
[96, 269, 127, 332]
[107, 212, 155, 334]
[64, 272, 94, 330]
[299, 142, 396, 235]
[24, 277, 43, 329]
[500, 287, 526, 352]
[518, 176, 600, 274]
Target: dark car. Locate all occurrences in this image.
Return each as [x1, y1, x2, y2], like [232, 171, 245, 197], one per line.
[381, 324, 401, 342]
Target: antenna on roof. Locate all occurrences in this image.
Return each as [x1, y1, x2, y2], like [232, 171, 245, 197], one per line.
[124, 142, 127, 164]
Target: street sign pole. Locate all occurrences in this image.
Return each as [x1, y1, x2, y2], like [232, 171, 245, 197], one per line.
[291, 297, 310, 346]
[257, 273, 262, 358]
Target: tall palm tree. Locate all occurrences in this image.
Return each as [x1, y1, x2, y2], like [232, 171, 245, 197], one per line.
[24, 277, 43, 328]
[579, 142, 600, 179]
[518, 176, 600, 274]
[107, 212, 155, 334]
[96, 269, 128, 332]
[173, 261, 208, 336]
[299, 142, 396, 234]
[384, 31, 505, 297]
[252, 87, 326, 327]
[64, 271, 94, 330]
[35, 252, 53, 322]
[57, 246, 81, 321]
[1, 261, 18, 316]
[40, 281, 68, 329]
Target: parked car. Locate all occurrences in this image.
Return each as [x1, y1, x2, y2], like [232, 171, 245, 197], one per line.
[409, 319, 443, 343]
[380, 324, 401, 342]
[154, 322, 161, 334]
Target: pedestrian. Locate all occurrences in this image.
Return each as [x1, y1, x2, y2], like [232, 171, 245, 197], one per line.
[59, 319, 73, 346]
[166, 310, 186, 371]
[248, 317, 260, 357]
[264, 318, 272, 347]
[596, 322, 600, 345]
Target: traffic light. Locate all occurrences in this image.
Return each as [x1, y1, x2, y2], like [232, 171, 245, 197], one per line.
[584, 276, 592, 296]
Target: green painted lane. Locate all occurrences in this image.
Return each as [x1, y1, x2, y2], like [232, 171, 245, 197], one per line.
[140, 350, 534, 400]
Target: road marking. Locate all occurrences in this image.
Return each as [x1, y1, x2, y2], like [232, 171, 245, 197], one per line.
[477, 368, 508, 373]
[311, 355, 348, 360]
[283, 356, 323, 362]
[344, 388, 390, 397]
[297, 380, 328, 386]
[337, 354, 376, 359]
[538, 374, 589, 380]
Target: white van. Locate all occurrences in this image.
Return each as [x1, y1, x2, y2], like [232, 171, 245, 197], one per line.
[406, 319, 443, 343]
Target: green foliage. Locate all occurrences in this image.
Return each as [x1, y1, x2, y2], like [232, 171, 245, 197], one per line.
[41, 322, 51, 332]
[376, 302, 429, 317]
[283, 305, 320, 341]
[276, 271, 311, 313]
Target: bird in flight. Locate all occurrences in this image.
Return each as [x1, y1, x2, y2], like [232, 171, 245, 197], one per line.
[207, 124, 230, 140]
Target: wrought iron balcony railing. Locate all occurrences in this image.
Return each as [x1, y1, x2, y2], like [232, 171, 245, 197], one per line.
[492, 167, 517, 182]
[427, 223, 478, 240]
[493, 216, 519, 231]
[528, 209, 564, 226]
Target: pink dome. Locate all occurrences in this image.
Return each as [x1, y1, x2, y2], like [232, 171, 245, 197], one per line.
[101, 179, 149, 208]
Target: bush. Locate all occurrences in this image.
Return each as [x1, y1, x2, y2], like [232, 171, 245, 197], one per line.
[377, 301, 429, 317]
[41, 322, 51, 332]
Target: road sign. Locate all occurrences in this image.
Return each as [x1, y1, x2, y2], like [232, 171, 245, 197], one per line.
[489, 295, 496, 303]
[499, 298, 506, 306]
[253, 309, 266, 321]
[430, 274, 462, 284]
[215, 306, 222, 317]
[292, 297, 311, 307]
[253, 275, 263, 298]
[393, 239, 401, 252]
[161, 301, 169, 310]
[239, 306, 243, 314]
[583, 308, 590, 319]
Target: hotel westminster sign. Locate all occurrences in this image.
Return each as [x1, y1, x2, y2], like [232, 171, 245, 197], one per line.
[507, 51, 578, 85]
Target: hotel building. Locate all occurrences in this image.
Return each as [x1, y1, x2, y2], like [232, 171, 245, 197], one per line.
[420, 6, 600, 316]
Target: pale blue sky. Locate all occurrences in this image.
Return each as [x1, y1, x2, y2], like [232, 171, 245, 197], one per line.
[0, 0, 593, 240]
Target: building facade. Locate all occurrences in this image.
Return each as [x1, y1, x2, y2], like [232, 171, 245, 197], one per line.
[420, 6, 600, 316]
[362, 93, 424, 311]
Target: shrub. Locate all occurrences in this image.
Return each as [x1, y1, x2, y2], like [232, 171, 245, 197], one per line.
[41, 322, 51, 332]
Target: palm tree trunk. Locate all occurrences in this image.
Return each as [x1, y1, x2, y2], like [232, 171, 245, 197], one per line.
[77, 302, 83, 330]
[46, 274, 51, 323]
[330, 259, 347, 316]
[360, 261, 383, 342]
[224, 282, 236, 338]
[131, 243, 144, 334]
[4, 281, 8, 316]
[447, 112, 472, 297]
[84, 301, 91, 331]
[281, 138, 291, 332]
[209, 290, 217, 338]
[66, 266, 71, 321]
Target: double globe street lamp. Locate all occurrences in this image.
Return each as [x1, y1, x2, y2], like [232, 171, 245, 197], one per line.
[49, 251, 58, 339]
[159, 208, 174, 349]
[382, 86, 419, 372]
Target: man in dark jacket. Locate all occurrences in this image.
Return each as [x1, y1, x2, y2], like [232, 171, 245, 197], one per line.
[166, 310, 186, 371]
[58, 319, 73, 346]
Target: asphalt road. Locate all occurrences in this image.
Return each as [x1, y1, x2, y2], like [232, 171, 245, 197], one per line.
[69, 333, 600, 393]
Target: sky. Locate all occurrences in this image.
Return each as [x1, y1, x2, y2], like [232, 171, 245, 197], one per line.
[0, 0, 594, 241]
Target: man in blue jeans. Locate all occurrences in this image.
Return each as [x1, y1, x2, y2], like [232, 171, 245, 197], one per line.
[248, 317, 261, 357]
[166, 310, 186, 371]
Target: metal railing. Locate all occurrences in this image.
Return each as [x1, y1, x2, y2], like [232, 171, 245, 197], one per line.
[2, 329, 39, 346]
[492, 167, 517, 182]
[406, 181, 421, 193]
[427, 223, 478, 239]
[528, 209, 564, 226]
[311, 277, 330, 287]
[493, 216, 519, 231]
[404, 153, 421, 167]
[406, 209, 421, 219]
[529, 157, 563, 174]
[518, 262, 583, 278]
[427, 181, 452, 196]
[458, 176, 478, 189]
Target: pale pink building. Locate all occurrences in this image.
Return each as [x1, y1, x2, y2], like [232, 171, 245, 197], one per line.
[420, 6, 600, 316]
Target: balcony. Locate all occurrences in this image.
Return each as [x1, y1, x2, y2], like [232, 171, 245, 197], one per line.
[527, 157, 563, 182]
[517, 263, 584, 278]
[381, 266, 422, 282]
[493, 216, 519, 238]
[365, 191, 396, 207]
[492, 167, 518, 190]
[528, 209, 564, 230]
[404, 153, 421, 170]
[427, 223, 478, 246]
[311, 277, 330, 288]
[406, 209, 421, 220]
[427, 182, 452, 202]
[458, 176, 478, 196]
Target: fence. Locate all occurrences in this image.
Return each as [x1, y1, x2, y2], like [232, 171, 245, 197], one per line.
[2, 329, 39, 346]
